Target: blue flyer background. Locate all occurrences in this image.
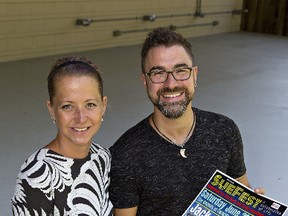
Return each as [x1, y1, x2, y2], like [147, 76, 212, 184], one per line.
[182, 170, 287, 216]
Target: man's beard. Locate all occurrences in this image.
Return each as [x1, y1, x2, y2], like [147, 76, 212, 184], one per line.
[149, 86, 193, 119]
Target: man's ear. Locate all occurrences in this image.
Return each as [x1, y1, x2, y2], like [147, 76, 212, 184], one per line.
[141, 73, 148, 90]
[193, 66, 198, 86]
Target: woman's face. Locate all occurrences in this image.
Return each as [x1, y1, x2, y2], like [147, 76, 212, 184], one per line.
[47, 75, 107, 148]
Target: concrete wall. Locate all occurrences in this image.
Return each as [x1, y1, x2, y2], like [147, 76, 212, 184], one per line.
[0, 0, 243, 62]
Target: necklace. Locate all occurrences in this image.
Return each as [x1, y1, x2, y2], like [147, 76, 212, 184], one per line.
[151, 111, 196, 158]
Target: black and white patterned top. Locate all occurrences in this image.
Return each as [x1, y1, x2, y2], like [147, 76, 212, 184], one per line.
[12, 143, 113, 216]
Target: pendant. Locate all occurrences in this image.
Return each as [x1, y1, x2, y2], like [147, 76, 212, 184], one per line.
[180, 149, 187, 158]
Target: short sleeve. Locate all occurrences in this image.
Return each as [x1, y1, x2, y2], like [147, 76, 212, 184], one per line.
[226, 121, 247, 178]
[109, 146, 139, 208]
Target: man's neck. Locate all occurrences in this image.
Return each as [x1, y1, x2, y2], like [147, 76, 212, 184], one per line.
[150, 106, 195, 145]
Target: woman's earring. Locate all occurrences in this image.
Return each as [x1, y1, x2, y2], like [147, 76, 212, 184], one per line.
[194, 82, 197, 88]
[51, 116, 56, 125]
[102, 118, 104, 122]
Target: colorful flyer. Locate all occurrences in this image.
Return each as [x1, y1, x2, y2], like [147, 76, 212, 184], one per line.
[182, 170, 287, 216]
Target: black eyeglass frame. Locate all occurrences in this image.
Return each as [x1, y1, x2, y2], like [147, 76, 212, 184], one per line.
[144, 67, 195, 84]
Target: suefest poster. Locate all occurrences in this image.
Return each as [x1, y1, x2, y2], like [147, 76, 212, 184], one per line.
[182, 170, 287, 216]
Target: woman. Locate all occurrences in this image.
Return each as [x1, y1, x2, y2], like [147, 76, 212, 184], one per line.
[11, 56, 113, 215]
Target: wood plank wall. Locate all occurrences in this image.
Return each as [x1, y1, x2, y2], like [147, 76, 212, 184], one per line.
[241, 0, 288, 35]
[0, 0, 243, 63]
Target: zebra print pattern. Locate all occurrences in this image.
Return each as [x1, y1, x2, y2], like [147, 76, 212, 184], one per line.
[11, 143, 113, 216]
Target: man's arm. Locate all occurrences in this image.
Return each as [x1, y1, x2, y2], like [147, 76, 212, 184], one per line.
[235, 173, 265, 195]
[114, 206, 138, 216]
[235, 173, 251, 187]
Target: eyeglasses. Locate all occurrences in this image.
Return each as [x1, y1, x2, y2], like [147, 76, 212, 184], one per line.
[144, 67, 194, 84]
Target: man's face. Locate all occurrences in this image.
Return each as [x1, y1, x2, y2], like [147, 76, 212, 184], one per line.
[141, 45, 198, 119]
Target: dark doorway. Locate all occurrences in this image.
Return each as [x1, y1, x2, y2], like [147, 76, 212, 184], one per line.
[241, 0, 288, 36]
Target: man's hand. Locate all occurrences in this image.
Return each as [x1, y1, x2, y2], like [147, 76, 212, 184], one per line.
[254, 187, 266, 195]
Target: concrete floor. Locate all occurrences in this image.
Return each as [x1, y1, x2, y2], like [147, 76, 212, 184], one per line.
[1, 31, 288, 214]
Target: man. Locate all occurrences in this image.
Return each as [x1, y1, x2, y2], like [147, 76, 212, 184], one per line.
[109, 27, 264, 216]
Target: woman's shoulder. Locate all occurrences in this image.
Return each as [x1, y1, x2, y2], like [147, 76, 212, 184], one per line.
[16, 149, 65, 192]
[18, 148, 78, 185]
[90, 142, 111, 157]
[12, 148, 75, 210]
[20, 148, 74, 169]
[19, 148, 50, 171]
